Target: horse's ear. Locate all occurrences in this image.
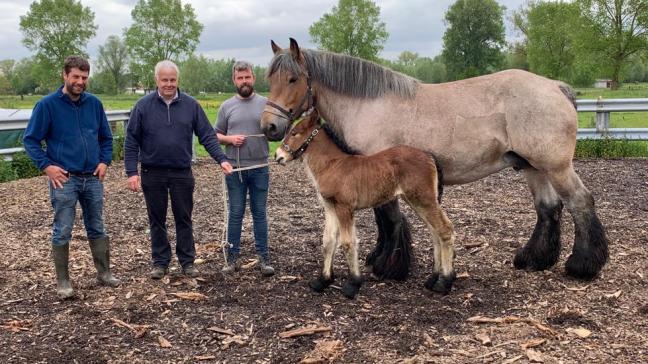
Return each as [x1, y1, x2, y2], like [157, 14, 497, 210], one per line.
[289, 38, 301, 60]
[271, 40, 282, 55]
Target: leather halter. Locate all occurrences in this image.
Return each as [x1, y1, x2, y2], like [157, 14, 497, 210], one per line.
[281, 117, 322, 160]
[266, 76, 315, 122]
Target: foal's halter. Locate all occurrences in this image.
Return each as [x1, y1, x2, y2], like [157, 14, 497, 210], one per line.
[281, 117, 322, 160]
[266, 75, 315, 123]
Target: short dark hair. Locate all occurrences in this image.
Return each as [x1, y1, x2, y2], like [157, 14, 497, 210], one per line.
[63, 56, 90, 75]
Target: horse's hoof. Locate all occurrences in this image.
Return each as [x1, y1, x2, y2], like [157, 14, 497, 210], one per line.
[424, 272, 456, 294]
[309, 275, 334, 292]
[513, 247, 559, 272]
[565, 250, 606, 280]
[342, 277, 362, 299]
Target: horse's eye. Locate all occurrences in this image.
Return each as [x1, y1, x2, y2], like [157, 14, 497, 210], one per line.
[289, 77, 298, 83]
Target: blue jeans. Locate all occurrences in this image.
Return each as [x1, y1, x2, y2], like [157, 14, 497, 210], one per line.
[49, 175, 106, 246]
[225, 166, 269, 260]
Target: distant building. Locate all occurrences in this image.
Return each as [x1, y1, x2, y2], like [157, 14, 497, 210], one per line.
[594, 79, 613, 89]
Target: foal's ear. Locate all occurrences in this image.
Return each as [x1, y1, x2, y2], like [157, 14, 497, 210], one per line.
[271, 40, 282, 55]
[289, 38, 301, 60]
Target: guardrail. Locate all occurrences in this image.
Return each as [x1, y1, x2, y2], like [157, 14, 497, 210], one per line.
[1, 99, 647, 158]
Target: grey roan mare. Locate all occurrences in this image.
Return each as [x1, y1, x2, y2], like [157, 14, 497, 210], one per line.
[261, 38, 608, 284]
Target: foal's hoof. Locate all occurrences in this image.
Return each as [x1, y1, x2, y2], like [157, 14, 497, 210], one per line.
[565, 249, 607, 281]
[513, 246, 559, 272]
[309, 275, 334, 292]
[341, 277, 363, 299]
[424, 272, 456, 294]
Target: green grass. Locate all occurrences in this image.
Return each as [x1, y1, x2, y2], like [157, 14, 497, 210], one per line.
[575, 82, 648, 128]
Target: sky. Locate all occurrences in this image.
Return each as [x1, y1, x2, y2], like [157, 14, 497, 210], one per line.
[0, 0, 528, 66]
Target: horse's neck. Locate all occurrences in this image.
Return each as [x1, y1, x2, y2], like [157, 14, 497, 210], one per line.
[302, 130, 347, 176]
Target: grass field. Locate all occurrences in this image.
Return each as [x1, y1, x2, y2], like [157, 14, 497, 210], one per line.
[2, 83, 647, 160]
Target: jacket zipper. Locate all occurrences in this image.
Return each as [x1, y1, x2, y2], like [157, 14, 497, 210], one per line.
[76, 104, 89, 171]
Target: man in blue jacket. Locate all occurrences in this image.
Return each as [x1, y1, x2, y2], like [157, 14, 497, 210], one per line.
[124, 60, 233, 280]
[23, 55, 120, 299]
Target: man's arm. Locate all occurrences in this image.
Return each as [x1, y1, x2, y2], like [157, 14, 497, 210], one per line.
[124, 105, 142, 177]
[215, 102, 246, 146]
[23, 102, 52, 170]
[194, 103, 232, 174]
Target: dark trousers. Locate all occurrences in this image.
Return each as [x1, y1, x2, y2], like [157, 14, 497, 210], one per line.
[141, 167, 195, 268]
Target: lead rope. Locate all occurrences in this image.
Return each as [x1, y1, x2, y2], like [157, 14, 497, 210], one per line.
[220, 134, 270, 264]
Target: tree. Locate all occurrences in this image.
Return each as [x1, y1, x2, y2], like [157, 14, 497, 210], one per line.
[577, 0, 648, 89]
[441, 0, 506, 80]
[10, 58, 39, 98]
[124, 0, 203, 89]
[97, 35, 129, 94]
[180, 54, 210, 95]
[19, 0, 96, 89]
[0, 60, 16, 94]
[309, 0, 389, 60]
[526, 1, 581, 81]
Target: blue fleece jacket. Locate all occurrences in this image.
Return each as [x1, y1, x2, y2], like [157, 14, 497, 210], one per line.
[23, 86, 113, 173]
[124, 90, 227, 176]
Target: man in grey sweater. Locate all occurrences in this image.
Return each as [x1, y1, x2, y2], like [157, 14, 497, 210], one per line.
[216, 60, 274, 277]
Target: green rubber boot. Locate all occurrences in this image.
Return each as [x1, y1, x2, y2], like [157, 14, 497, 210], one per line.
[89, 237, 120, 287]
[52, 244, 74, 299]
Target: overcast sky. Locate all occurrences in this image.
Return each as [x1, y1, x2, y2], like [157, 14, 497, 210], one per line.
[0, 0, 527, 66]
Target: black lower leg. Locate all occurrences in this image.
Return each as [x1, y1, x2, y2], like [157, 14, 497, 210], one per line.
[309, 273, 335, 292]
[514, 201, 563, 271]
[565, 207, 608, 280]
[342, 276, 363, 299]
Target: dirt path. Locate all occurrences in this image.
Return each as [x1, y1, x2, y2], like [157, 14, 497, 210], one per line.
[0, 159, 646, 363]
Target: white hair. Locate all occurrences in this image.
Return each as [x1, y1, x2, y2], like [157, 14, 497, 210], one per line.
[154, 60, 179, 78]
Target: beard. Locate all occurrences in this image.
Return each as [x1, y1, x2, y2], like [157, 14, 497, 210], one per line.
[236, 84, 254, 98]
[65, 81, 85, 97]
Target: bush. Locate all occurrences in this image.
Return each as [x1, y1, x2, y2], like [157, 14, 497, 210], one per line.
[10, 152, 41, 179]
[112, 126, 125, 161]
[0, 158, 18, 182]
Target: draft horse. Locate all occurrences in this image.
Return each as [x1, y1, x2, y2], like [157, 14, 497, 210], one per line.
[262, 38, 609, 281]
[276, 110, 455, 298]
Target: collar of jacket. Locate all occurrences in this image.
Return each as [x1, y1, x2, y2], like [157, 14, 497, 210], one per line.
[155, 88, 183, 105]
[56, 85, 88, 105]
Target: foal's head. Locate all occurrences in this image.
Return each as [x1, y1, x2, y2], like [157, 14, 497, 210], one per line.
[275, 110, 321, 165]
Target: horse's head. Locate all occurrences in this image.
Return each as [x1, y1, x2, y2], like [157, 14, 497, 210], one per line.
[275, 110, 321, 166]
[262, 38, 314, 141]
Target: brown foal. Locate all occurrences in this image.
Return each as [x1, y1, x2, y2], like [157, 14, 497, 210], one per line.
[276, 111, 456, 298]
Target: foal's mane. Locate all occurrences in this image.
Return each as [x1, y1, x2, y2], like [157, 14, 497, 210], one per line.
[268, 49, 419, 99]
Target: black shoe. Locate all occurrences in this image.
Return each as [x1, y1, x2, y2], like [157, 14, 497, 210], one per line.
[258, 255, 275, 277]
[183, 264, 200, 278]
[150, 265, 168, 280]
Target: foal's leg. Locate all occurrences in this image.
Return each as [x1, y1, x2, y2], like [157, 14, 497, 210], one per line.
[514, 169, 564, 271]
[309, 203, 339, 292]
[547, 165, 608, 280]
[336, 207, 363, 299]
[418, 206, 456, 294]
[368, 200, 413, 281]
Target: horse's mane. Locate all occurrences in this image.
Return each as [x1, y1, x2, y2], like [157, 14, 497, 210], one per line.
[268, 49, 419, 99]
[321, 122, 360, 155]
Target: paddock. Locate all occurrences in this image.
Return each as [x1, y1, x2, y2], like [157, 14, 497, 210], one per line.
[0, 158, 646, 363]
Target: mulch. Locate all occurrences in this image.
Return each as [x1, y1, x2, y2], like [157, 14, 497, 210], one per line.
[0, 158, 646, 363]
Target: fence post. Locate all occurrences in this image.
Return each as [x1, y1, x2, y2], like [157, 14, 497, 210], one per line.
[595, 97, 610, 134]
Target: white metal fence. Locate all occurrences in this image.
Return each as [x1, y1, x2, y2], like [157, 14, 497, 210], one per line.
[1, 99, 648, 158]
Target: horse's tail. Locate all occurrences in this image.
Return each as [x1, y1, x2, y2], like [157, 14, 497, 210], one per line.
[558, 83, 577, 110]
[369, 200, 413, 281]
[424, 151, 444, 203]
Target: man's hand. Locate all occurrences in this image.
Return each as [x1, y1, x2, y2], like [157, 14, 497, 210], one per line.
[94, 163, 108, 181]
[220, 161, 233, 175]
[44, 165, 68, 189]
[127, 175, 141, 192]
[229, 135, 246, 147]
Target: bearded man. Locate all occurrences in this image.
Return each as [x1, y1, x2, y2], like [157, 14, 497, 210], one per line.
[215, 60, 274, 277]
[23, 55, 120, 299]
